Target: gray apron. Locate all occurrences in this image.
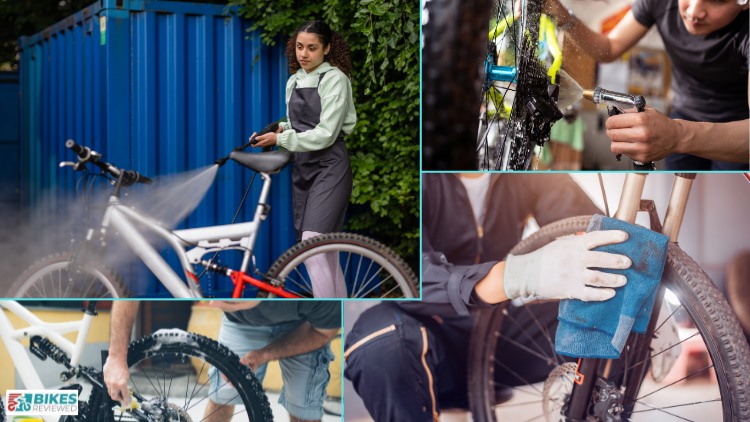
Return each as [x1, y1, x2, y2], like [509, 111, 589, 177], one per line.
[289, 71, 353, 239]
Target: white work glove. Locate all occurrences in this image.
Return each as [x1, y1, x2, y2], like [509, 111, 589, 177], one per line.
[504, 230, 632, 302]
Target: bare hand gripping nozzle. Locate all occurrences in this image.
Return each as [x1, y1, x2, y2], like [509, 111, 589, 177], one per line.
[583, 87, 654, 170]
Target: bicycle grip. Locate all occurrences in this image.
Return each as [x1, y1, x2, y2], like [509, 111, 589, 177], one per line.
[65, 139, 88, 158]
[123, 170, 153, 185]
[249, 122, 280, 145]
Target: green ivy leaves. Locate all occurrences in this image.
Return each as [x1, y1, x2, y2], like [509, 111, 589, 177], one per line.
[229, 0, 419, 264]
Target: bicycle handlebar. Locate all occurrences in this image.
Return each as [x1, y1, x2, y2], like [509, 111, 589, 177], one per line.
[64, 139, 152, 185]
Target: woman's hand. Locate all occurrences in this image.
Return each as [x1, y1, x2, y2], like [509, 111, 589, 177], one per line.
[606, 107, 683, 163]
[253, 132, 278, 148]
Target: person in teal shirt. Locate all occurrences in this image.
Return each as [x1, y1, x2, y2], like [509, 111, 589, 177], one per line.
[255, 21, 356, 297]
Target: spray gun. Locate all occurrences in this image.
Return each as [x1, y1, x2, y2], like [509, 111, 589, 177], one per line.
[582, 87, 655, 171]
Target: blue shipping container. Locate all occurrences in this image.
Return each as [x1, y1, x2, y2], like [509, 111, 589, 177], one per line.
[0, 72, 20, 206]
[19, 0, 296, 296]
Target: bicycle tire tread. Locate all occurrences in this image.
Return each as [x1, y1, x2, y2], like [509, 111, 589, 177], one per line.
[266, 232, 418, 298]
[128, 330, 273, 422]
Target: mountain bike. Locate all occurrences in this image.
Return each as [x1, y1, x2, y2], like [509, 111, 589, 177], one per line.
[0, 301, 272, 422]
[423, 0, 564, 170]
[10, 140, 418, 299]
[468, 173, 750, 421]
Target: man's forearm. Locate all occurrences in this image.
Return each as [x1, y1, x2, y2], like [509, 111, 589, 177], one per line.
[257, 322, 337, 362]
[676, 119, 750, 163]
[109, 301, 139, 361]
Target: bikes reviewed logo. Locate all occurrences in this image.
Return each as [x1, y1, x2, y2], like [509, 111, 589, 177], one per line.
[5, 390, 78, 416]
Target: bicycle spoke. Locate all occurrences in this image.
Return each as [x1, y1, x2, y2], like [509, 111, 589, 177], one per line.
[184, 363, 192, 409]
[134, 362, 165, 401]
[623, 331, 700, 373]
[499, 305, 560, 365]
[357, 272, 395, 298]
[635, 364, 715, 401]
[186, 360, 209, 409]
[626, 398, 716, 422]
[493, 357, 544, 396]
[497, 333, 557, 366]
[353, 262, 389, 298]
[353, 257, 378, 297]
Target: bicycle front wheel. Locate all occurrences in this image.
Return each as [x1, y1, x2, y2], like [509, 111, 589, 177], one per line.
[119, 330, 272, 422]
[469, 216, 750, 421]
[9, 252, 128, 298]
[266, 233, 418, 298]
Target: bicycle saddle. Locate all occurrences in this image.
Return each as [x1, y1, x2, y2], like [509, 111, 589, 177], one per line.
[229, 150, 292, 173]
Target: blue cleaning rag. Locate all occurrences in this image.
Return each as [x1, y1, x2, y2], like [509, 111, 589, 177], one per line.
[554, 215, 669, 359]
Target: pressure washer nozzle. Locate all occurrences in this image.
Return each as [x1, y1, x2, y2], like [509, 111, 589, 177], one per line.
[581, 87, 646, 112]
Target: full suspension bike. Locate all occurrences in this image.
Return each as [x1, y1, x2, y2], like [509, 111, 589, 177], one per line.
[10, 140, 418, 299]
[0, 301, 272, 421]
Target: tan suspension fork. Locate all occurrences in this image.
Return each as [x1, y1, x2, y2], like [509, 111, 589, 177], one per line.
[662, 173, 696, 242]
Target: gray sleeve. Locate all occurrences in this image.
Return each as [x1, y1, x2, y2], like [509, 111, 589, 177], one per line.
[421, 230, 498, 316]
[630, 0, 656, 27]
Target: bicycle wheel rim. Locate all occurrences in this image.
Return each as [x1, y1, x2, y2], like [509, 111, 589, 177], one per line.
[267, 233, 417, 298]
[124, 332, 272, 422]
[468, 216, 750, 421]
[11, 254, 124, 298]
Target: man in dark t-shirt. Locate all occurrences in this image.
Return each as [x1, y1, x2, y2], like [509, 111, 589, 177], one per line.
[545, 0, 749, 170]
[104, 301, 341, 422]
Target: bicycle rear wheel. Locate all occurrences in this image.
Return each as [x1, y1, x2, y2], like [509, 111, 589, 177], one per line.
[478, 0, 559, 170]
[423, 0, 557, 170]
[265, 233, 418, 298]
[468, 216, 750, 421]
[120, 330, 272, 422]
[9, 252, 128, 298]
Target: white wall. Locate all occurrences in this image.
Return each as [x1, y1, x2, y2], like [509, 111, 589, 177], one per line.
[572, 173, 750, 286]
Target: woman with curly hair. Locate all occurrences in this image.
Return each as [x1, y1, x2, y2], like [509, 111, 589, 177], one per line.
[255, 20, 356, 298]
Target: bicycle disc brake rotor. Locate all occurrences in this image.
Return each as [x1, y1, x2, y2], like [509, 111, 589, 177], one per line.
[165, 403, 193, 422]
[541, 362, 577, 422]
[139, 399, 193, 422]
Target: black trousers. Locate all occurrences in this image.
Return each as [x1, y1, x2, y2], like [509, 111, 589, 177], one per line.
[344, 301, 561, 421]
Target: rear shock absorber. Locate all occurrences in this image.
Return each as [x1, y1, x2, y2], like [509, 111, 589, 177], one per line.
[201, 260, 232, 277]
[30, 336, 71, 366]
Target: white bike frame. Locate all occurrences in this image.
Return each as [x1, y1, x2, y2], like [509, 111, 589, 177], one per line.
[94, 170, 276, 298]
[0, 301, 94, 422]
